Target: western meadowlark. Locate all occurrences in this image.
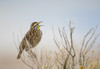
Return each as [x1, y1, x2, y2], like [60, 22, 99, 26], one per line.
[17, 22, 43, 59]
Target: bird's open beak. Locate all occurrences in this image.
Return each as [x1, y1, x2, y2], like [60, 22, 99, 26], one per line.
[37, 21, 44, 29]
[39, 21, 43, 23]
[38, 21, 44, 26]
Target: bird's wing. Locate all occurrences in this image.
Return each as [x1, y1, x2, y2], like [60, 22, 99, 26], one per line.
[25, 29, 37, 43]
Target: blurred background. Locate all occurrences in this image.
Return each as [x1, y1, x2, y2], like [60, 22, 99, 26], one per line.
[0, 0, 100, 69]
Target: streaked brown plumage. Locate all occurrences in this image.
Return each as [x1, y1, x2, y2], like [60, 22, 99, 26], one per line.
[17, 22, 42, 59]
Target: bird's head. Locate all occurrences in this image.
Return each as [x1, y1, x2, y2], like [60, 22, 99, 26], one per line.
[30, 21, 43, 29]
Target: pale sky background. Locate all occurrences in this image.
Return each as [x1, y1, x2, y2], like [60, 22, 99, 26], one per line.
[0, 0, 100, 69]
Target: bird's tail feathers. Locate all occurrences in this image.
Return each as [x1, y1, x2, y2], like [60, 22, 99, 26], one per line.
[17, 50, 22, 59]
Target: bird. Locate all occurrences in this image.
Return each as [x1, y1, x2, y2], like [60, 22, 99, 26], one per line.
[17, 22, 43, 59]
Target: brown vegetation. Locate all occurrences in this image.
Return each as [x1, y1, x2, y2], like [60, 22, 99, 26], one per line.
[16, 21, 100, 69]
